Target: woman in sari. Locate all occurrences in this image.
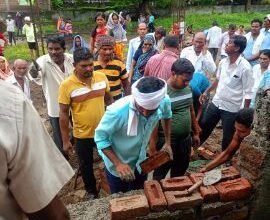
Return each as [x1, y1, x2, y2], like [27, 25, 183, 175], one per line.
[0, 56, 13, 80]
[106, 12, 127, 61]
[129, 35, 158, 84]
[70, 35, 89, 54]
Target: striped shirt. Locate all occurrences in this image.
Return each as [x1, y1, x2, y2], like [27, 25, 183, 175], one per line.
[94, 59, 128, 100]
[144, 50, 178, 81]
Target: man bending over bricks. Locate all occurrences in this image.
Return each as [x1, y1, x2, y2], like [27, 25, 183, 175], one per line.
[200, 108, 254, 172]
[95, 76, 172, 193]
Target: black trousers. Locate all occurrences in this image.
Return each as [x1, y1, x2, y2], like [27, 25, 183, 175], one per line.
[75, 138, 97, 194]
[8, 32, 16, 45]
[153, 135, 192, 180]
[199, 102, 237, 151]
[208, 48, 218, 62]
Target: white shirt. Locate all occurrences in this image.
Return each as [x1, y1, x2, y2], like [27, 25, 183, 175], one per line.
[180, 46, 216, 75]
[213, 56, 254, 112]
[126, 36, 142, 72]
[0, 81, 74, 220]
[207, 26, 222, 48]
[30, 53, 74, 117]
[6, 19, 15, 32]
[6, 74, 31, 100]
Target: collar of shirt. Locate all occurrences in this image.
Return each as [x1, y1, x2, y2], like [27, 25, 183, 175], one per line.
[46, 53, 73, 65]
[161, 49, 178, 58]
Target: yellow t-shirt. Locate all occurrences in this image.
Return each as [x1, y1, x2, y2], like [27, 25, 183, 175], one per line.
[94, 59, 128, 99]
[58, 71, 110, 138]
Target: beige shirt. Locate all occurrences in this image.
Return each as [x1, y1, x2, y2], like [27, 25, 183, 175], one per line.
[0, 81, 74, 220]
[6, 74, 31, 100]
[30, 53, 74, 117]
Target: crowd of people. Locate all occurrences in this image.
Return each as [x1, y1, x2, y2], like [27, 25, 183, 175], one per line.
[1, 11, 270, 219]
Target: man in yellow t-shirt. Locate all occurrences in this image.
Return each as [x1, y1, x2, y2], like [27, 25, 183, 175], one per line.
[59, 48, 112, 198]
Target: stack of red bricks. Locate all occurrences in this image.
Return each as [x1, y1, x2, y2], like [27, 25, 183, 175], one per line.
[110, 166, 252, 220]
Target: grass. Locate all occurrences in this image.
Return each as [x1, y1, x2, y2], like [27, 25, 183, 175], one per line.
[4, 12, 267, 62]
[155, 12, 266, 32]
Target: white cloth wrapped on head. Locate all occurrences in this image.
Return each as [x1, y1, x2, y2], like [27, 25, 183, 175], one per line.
[127, 77, 167, 136]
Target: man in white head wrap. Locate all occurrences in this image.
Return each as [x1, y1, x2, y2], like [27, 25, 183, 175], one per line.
[95, 76, 172, 193]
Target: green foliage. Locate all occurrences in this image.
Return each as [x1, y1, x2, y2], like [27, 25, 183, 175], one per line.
[155, 0, 171, 8]
[154, 12, 265, 32]
[51, 0, 64, 10]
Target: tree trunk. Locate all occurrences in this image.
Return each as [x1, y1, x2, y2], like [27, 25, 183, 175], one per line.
[139, 0, 151, 15]
[245, 0, 251, 12]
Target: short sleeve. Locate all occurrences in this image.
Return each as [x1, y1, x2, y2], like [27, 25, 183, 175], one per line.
[119, 62, 128, 80]
[58, 82, 70, 105]
[8, 97, 74, 213]
[160, 95, 172, 119]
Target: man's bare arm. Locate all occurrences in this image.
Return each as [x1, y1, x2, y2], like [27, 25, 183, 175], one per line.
[59, 103, 72, 153]
[122, 78, 131, 96]
[26, 196, 70, 220]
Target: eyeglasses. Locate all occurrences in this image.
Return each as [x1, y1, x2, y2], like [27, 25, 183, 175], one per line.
[143, 43, 153, 46]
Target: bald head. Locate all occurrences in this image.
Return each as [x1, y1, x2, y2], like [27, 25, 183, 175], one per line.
[13, 59, 28, 78]
[193, 32, 206, 53]
[14, 59, 28, 67]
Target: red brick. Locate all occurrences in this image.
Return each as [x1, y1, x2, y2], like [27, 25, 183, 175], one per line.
[200, 185, 219, 203]
[221, 166, 240, 181]
[140, 151, 171, 174]
[110, 194, 149, 220]
[198, 147, 216, 160]
[239, 143, 266, 175]
[215, 177, 252, 202]
[161, 176, 193, 191]
[164, 191, 203, 211]
[144, 180, 167, 212]
[189, 173, 204, 183]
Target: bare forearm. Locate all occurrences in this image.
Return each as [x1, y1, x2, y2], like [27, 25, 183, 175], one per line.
[161, 119, 171, 145]
[122, 79, 131, 96]
[102, 147, 122, 167]
[204, 134, 242, 171]
[244, 99, 251, 108]
[59, 112, 70, 143]
[205, 79, 218, 94]
[149, 125, 158, 153]
[27, 196, 70, 220]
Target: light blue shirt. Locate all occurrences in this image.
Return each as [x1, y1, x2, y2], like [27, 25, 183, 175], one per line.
[243, 37, 259, 66]
[95, 95, 172, 177]
[251, 70, 270, 108]
[260, 28, 270, 50]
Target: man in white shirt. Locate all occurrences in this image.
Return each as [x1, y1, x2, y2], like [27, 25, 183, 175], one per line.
[6, 14, 16, 46]
[29, 36, 74, 159]
[207, 21, 222, 62]
[6, 59, 31, 100]
[219, 24, 237, 59]
[243, 19, 263, 66]
[180, 32, 216, 76]
[199, 35, 253, 151]
[126, 23, 147, 73]
[0, 80, 74, 220]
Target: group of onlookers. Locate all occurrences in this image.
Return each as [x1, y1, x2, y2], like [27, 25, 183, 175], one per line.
[1, 11, 270, 220]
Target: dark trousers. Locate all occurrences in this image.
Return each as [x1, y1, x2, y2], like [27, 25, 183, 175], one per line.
[208, 48, 218, 62]
[199, 103, 237, 151]
[105, 168, 147, 194]
[153, 135, 192, 181]
[8, 32, 16, 45]
[76, 138, 97, 194]
[49, 116, 68, 159]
